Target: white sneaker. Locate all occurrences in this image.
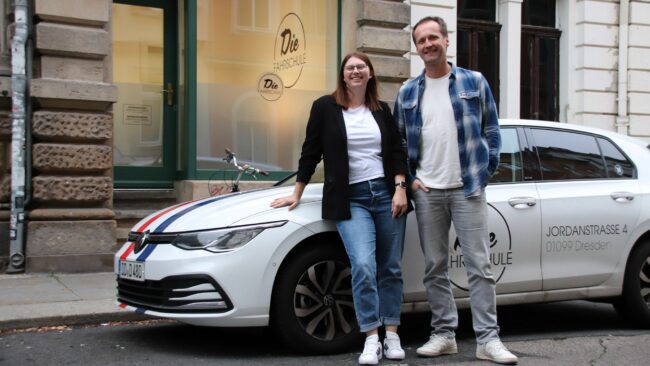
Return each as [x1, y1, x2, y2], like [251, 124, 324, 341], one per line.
[476, 339, 518, 364]
[383, 332, 405, 360]
[416, 334, 458, 357]
[358, 336, 382, 365]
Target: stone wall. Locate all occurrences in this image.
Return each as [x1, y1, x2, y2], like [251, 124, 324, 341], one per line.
[572, 0, 619, 130]
[24, 0, 117, 272]
[628, 0, 650, 139]
[1, 0, 12, 271]
[355, 0, 410, 106]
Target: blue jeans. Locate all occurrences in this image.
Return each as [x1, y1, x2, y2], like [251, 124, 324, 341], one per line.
[413, 187, 499, 343]
[335, 178, 406, 333]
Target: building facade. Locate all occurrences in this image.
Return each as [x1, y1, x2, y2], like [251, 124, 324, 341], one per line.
[1, 0, 649, 273]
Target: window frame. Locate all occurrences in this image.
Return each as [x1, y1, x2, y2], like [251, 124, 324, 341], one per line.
[457, 18, 501, 108]
[520, 25, 561, 122]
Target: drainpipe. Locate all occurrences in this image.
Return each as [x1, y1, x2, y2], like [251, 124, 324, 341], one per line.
[7, 0, 29, 273]
[616, 0, 629, 135]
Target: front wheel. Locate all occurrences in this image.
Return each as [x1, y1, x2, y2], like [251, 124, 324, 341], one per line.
[270, 242, 361, 354]
[615, 240, 650, 327]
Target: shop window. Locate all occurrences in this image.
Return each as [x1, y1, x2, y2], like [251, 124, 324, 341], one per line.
[235, 0, 270, 32]
[196, 0, 338, 173]
[457, 0, 500, 107]
[520, 0, 560, 121]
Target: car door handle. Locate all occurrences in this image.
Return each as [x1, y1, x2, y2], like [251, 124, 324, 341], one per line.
[611, 191, 634, 202]
[508, 197, 537, 209]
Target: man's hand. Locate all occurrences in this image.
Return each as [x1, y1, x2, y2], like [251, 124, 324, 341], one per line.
[411, 178, 429, 192]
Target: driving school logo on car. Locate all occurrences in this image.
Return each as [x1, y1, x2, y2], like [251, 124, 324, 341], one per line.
[449, 204, 513, 291]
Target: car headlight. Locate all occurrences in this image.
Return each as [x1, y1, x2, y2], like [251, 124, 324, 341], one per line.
[171, 221, 287, 253]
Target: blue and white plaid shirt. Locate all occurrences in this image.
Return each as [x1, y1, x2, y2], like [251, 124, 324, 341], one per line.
[393, 63, 501, 197]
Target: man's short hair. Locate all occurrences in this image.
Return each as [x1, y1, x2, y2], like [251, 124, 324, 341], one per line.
[412, 16, 448, 43]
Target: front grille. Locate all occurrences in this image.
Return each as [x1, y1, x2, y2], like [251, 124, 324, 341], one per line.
[117, 274, 233, 313]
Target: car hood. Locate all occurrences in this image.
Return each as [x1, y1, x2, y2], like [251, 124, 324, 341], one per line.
[131, 184, 324, 233]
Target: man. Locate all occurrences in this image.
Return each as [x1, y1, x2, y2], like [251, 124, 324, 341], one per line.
[393, 16, 518, 365]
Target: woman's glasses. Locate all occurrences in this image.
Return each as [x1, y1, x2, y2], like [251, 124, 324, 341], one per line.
[344, 64, 368, 72]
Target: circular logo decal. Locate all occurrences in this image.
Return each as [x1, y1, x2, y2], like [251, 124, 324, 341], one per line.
[614, 164, 623, 176]
[274, 13, 306, 88]
[258, 73, 284, 101]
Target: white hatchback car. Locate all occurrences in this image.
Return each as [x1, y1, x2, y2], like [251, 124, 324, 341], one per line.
[115, 120, 650, 353]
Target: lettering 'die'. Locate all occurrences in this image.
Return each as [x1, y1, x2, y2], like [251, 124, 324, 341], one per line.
[274, 13, 306, 88]
[280, 29, 299, 55]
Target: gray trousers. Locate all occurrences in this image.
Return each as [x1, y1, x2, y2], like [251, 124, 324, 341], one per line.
[413, 187, 499, 343]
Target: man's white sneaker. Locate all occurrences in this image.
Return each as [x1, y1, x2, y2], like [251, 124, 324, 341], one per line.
[358, 336, 382, 365]
[383, 332, 405, 360]
[476, 340, 518, 365]
[416, 334, 458, 357]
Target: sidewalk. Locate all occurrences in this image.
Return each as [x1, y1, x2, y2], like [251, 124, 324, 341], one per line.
[0, 272, 148, 331]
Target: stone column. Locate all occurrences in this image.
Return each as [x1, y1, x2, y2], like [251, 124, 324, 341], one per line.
[25, 0, 117, 272]
[355, 0, 410, 106]
[498, 0, 522, 119]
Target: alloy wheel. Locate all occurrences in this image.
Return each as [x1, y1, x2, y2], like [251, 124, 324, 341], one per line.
[293, 259, 356, 341]
[641, 255, 650, 308]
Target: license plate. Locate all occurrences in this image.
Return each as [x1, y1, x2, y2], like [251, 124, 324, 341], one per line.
[119, 260, 145, 282]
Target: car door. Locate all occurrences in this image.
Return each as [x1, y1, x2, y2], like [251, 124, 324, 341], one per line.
[529, 128, 642, 290]
[401, 126, 543, 300]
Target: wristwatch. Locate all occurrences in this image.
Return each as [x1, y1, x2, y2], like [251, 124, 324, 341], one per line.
[395, 181, 407, 189]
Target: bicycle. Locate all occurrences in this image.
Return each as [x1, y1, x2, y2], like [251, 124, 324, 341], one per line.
[208, 148, 269, 196]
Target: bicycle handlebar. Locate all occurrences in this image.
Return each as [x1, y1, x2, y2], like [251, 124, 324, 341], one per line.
[223, 148, 268, 177]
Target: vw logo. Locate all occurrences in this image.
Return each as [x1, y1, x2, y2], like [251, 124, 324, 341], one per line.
[133, 230, 150, 254]
[323, 294, 335, 307]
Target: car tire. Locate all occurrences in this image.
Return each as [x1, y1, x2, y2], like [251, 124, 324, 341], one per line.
[615, 240, 650, 327]
[271, 242, 362, 354]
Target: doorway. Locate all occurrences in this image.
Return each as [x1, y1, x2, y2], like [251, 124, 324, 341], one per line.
[112, 0, 177, 188]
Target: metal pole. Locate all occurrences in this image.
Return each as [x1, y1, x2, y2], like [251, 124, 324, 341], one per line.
[7, 0, 28, 273]
[615, 0, 630, 135]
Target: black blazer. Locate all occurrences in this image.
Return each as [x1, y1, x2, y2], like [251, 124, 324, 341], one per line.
[296, 95, 410, 220]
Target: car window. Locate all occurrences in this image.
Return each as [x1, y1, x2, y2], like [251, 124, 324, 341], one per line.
[597, 138, 635, 178]
[491, 128, 524, 183]
[531, 128, 606, 180]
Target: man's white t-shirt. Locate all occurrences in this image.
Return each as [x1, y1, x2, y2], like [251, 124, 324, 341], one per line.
[342, 105, 384, 184]
[417, 72, 463, 189]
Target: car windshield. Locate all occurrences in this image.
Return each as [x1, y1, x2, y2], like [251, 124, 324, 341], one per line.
[275, 162, 325, 187]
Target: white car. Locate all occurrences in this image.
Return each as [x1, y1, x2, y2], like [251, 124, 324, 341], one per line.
[115, 120, 650, 353]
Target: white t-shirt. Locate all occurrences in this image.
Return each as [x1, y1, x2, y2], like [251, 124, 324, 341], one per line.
[342, 105, 384, 184]
[417, 73, 463, 189]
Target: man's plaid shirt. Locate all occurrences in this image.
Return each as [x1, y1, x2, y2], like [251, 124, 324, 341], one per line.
[393, 63, 501, 198]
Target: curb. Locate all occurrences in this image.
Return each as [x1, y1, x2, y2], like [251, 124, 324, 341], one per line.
[0, 312, 151, 332]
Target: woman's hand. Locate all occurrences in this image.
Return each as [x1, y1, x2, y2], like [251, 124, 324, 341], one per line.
[270, 195, 300, 210]
[391, 188, 408, 218]
[271, 182, 306, 211]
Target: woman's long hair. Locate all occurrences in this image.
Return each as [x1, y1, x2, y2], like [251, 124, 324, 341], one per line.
[332, 52, 382, 111]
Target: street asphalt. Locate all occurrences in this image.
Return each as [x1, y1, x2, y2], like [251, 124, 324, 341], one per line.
[1, 272, 649, 365]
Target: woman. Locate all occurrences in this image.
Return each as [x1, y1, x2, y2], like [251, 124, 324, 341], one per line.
[271, 52, 410, 365]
